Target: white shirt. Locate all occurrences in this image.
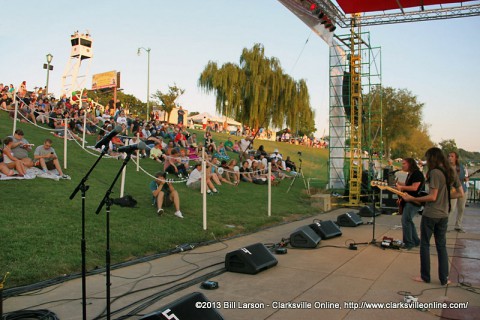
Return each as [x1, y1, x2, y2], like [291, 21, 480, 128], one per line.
[270, 152, 283, 161]
[116, 116, 127, 125]
[239, 138, 250, 153]
[187, 168, 202, 186]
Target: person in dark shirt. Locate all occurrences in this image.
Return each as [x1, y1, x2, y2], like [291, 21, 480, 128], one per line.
[396, 158, 425, 249]
[177, 106, 185, 125]
[149, 171, 183, 218]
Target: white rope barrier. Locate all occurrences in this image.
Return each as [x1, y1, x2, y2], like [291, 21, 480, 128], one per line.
[2, 103, 279, 222]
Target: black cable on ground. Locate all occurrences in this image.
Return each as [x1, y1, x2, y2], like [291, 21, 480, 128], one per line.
[93, 267, 227, 320]
[4, 212, 319, 299]
[2, 309, 59, 320]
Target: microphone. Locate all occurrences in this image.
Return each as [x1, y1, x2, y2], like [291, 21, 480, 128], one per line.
[117, 141, 147, 154]
[95, 126, 122, 149]
[389, 169, 400, 175]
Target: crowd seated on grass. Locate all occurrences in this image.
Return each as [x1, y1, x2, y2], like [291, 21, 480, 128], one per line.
[1, 81, 297, 186]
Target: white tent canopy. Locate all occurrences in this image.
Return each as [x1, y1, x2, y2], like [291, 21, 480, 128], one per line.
[189, 112, 241, 126]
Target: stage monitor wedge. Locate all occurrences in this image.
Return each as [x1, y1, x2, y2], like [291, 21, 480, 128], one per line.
[309, 220, 342, 239]
[225, 243, 278, 274]
[337, 212, 363, 227]
[359, 205, 381, 217]
[290, 225, 321, 248]
[140, 292, 224, 320]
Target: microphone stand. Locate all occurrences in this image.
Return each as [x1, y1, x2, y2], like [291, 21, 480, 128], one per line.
[370, 185, 377, 244]
[69, 147, 109, 320]
[95, 153, 132, 320]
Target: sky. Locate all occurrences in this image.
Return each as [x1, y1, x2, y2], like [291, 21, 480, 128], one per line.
[1, 0, 479, 151]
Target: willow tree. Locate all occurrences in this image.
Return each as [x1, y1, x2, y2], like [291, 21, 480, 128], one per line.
[198, 43, 315, 134]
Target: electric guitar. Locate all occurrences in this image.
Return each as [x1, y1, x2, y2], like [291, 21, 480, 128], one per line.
[370, 181, 424, 214]
[467, 168, 480, 179]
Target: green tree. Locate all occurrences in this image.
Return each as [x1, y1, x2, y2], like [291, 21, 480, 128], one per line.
[198, 43, 315, 134]
[439, 139, 458, 154]
[391, 126, 435, 159]
[151, 84, 185, 123]
[86, 90, 146, 117]
[367, 86, 425, 158]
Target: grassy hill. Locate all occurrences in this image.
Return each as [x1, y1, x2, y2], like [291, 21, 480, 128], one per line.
[0, 113, 328, 288]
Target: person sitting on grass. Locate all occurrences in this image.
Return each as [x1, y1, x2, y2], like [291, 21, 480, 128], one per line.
[214, 142, 230, 161]
[204, 132, 216, 154]
[174, 128, 187, 148]
[285, 156, 297, 172]
[179, 148, 190, 170]
[150, 141, 165, 164]
[251, 160, 268, 180]
[210, 157, 235, 186]
[218, 159, 237, 185]
[227, 159, 241, 184]
[224, 136, 234, 152]
[150, 171, 183, 218]
[34, 138, 69, 179]
[10, 129, 34, 168]
[2, 137, 28, 177]
[188, 144, 199, 161]
[232, 140, 241, 153]
[186, 162, 218, 195]
[0, 161, 15, 176]
[164, 149, 188, 177]
[187, 133, 198, 147]
[270, 159, 292, 180]
[239, 160, 253, 183]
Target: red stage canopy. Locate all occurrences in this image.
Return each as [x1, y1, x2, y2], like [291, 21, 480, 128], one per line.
[336, 0, 474, 14]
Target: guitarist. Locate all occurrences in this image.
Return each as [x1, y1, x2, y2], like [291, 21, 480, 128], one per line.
[402, 147, 464, 286]
[396, 158, 425, 250]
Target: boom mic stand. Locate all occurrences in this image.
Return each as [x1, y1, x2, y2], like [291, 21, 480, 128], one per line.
[69, 147, 109, 320]
[95, 153, 132, 320]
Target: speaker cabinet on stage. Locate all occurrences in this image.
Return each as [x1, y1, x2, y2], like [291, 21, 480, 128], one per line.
[359, 205, 381, 217]
[309, 220, 342, 239]
[225, 243, 278, 275]
[337, 212, 363, 227]
[140, 292, 224, 320]
[290, 225, 321, 248]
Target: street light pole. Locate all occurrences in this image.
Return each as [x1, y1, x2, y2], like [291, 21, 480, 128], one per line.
[45, 53, 53, 96]
[137, 47, 151, 121]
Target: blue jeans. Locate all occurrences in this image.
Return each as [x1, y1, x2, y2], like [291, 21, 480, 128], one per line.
[419, 216, 449, 285]
[401, 202, 420, 248]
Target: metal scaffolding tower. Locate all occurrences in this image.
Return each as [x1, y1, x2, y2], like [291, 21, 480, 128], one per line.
[328, 18, 382, 205]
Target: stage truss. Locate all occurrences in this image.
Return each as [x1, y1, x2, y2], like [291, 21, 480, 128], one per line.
[278, 0, 478, 205]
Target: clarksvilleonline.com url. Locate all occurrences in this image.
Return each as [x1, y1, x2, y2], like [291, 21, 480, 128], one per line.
[195, 300, 469, 310]
[344, 301, 469, 310]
